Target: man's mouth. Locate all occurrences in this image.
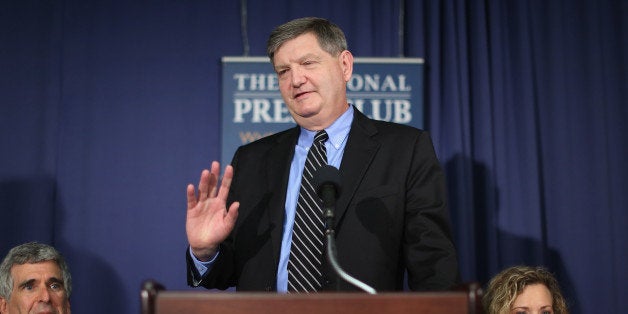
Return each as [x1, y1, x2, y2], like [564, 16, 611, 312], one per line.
[293, 91, 310, 99]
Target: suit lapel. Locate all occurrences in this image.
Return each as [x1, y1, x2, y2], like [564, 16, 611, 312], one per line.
[264, 127, 299, 263]
[260, 111, 379, 257]
[335, 110, 380, 227]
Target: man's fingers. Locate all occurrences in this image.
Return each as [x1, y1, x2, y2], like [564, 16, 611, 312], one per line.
[208, 162, 220, 198]
[226, 201, 240, 225]
[197, 169, 211, 201]
[186, 184, 197, 210]
[189, 162, 233, 213]
[216, 165, 234, 201]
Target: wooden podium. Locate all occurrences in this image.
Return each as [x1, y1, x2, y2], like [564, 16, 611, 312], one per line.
[141, 281, 483, 314]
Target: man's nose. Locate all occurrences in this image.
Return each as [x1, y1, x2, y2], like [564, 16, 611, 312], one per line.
[291, 67, 306, 87]
[38, 286, 51, 302]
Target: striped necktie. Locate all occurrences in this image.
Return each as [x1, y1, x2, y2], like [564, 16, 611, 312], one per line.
[288, 130, 328, 292]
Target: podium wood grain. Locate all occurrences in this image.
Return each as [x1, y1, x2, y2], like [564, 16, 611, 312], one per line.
[153, 292, 472, 314]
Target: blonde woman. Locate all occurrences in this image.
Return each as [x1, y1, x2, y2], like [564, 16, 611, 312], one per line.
[483, 265, 568, 314]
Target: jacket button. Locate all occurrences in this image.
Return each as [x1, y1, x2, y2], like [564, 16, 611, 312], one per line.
[322, 277, 332, 287]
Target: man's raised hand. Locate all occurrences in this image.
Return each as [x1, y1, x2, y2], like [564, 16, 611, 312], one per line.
[185, 161, 239, 261]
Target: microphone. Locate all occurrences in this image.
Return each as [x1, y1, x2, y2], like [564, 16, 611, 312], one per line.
[314, 165, 341, 232]
[313, 165, 376, 294]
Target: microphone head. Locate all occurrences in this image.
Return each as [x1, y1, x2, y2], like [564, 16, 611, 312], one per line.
[314, 165, 341, 199]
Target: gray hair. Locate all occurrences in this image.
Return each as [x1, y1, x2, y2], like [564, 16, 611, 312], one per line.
[266, 17, 348, 65]
[0, 242, 72, 300]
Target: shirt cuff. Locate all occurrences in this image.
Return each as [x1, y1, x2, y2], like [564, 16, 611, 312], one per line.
[189, 246, 220, 279]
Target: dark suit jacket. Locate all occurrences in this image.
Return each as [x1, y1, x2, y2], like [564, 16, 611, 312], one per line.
[187, 108, 459, 292]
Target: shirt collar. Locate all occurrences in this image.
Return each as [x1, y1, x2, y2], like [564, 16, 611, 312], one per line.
[298, 105, 354, 149]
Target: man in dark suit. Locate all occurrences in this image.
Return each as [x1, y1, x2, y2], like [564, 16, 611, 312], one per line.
[185, 17, 459, 292]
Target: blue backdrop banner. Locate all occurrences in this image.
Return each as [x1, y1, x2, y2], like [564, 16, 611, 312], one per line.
[221, 57, 424, 165]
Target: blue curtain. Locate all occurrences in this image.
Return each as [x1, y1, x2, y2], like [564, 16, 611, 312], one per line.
[1, 1, 625, 313]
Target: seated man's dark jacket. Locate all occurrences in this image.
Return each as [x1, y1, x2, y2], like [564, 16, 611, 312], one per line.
[187, 108, 459, 292]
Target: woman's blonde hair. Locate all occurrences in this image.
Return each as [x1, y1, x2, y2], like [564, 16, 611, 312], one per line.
[483, 265, 568, 314]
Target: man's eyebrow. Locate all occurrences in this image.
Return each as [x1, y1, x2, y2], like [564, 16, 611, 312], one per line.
[274, 64, 289, 71]
[47, 277, 64, 285]
[17, 279, 37, 289]
[275, 53, 322, 68]
[298, 53, 322, 62]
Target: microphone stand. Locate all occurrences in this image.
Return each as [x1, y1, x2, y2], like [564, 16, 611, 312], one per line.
[324, 205, 377, 294]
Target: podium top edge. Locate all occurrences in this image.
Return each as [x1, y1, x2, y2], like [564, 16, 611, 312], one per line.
[158, 291, 467, 299]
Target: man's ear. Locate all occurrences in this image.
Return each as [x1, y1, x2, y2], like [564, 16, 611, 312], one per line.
[340, 50, 354, 82]
[0, 296, 7, 313]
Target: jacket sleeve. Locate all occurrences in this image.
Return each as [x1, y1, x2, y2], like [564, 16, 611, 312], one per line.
[404, 131, 460, 291]
[185, 243, 237, 290]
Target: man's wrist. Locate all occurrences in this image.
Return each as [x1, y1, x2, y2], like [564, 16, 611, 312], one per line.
[190, 245, 219, 262]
